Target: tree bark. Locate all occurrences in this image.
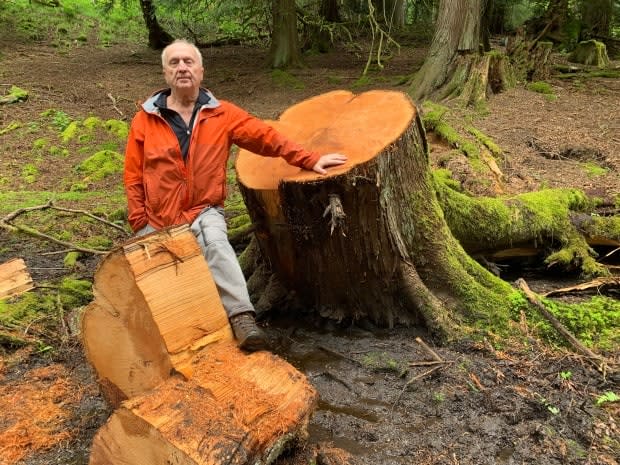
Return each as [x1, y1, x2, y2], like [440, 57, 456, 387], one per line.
[236, 90, 516, 338]
[407, 0, 502, 105]
[139, 0, 173, 50]
[268, 0, 303, 68]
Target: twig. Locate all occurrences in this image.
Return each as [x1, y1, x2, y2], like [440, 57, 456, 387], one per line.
[390, 365, 442, 415]
[516, 278, 609, 373]
[107, 92, 124, 117]
[415, 336, 444, 362]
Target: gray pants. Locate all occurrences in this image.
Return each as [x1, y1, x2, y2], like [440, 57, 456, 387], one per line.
[136, 207, 255, 318]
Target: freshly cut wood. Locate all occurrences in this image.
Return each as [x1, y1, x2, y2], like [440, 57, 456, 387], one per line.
[237, 90, 437, 327]
[89, 341, 318, 465]
[82, 225, 235, 405]
[82, 225, 318, 465]
[0, 258, 34, 299]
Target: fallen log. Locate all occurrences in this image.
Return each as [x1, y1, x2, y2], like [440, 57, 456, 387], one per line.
[82, 225, 318, 464]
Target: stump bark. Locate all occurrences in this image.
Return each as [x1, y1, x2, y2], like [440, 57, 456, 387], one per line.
[82, 225, 318, 465]
[236, 90, 513, 336]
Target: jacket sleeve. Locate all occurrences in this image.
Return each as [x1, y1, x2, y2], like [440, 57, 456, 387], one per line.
[124, 114, 148, 232]
[225, 102, 321, 170]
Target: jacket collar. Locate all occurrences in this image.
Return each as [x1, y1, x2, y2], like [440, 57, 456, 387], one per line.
[142, 88, 220, 114]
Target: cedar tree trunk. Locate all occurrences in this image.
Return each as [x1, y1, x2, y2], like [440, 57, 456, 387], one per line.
[236, 90, 515, 339]
[269, 0, 303, 68]
[139, 0, 173, 50]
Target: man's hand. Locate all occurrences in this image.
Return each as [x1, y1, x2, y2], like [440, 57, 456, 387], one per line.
[312, 153, 348, 175]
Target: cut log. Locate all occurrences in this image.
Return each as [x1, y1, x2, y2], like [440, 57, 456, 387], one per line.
[90, 341, 317, 465]
[0, 258, 34, 299]
[82, 225, 318, 464]
[82, 225, 233, 405]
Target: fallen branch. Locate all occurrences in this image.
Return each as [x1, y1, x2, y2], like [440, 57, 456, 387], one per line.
[516, 278, 608, 372]
[542, 276, 620, 297]
[415, 336, 444, 362]
[1, 200, 128, 255]
[107, 92, 124, 117]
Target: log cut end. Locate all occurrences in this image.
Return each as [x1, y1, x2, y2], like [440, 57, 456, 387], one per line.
[81, 225, 234, 405]
[236, 90, 416, 189]
[90, 341, 318, 465]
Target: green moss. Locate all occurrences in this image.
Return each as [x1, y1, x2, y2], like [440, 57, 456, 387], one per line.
[466, 126, 502, 157]
[434, 175, 603, 276]
[76, 150, 124, 181]
[60, 120, 79, 143]
[270, 69, 305, 90]
[83, 116, 102, 130]
[83, 235, 113, 249]
[352, 75, 372, 88]
[422, 102, 480, 159]
[582, 162, 608, 177]
[105, 119, 129, 139]
[527, 81, 555, 95]
[48, 145, 69, 157]
[0, 121, 22, 135]
[63, 251, 80, 269]
[527, 296, 619, 351]
[2, 85, 29, 103]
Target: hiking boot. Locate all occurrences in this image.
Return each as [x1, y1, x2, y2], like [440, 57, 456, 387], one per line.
[230, 312, 268, 352]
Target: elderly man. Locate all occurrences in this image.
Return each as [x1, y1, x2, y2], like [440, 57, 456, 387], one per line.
[124, 39, 347, 351]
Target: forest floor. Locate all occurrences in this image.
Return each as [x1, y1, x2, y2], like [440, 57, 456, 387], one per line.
[0, 39, 619, 465]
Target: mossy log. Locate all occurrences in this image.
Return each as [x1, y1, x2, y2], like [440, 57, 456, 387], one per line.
[82, 225, 318, 464]
[236, 90, 517, 338]
[435, 178, 619, 277]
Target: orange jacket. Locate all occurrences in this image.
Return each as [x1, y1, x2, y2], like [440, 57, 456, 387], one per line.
[124, 89, 321, 232]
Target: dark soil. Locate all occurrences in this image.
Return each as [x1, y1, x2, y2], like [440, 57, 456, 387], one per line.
[0, 40, 619, 465]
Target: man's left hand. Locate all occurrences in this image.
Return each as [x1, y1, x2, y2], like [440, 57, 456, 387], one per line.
[312, 153, 348, 175]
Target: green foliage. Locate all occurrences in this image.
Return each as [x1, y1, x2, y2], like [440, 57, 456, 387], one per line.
[0, 0, 144, 46]
[595, 391, 619, 406]
[527, 81, 557, 101]
[40, 108, 72, 131]
[527, 296, 620, 350]
[21, 163, 39, 183]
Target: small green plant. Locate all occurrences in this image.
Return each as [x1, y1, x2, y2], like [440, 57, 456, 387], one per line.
[432, 391, 446, 403]
[41, 108, 72, 131]
[21, 163, 39, 183]
[559, 371, 572, 380]
[595, 391, 619, 407]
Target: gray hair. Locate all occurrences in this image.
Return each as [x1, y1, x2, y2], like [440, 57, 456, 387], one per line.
[161, 39, 203, 67]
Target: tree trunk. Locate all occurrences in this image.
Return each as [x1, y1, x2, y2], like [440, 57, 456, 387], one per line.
[139, 0, 173, 50]
[236, 90, 516, 338]
[82, 226, 318, 464]
[407, 0, 503, 105]
[268, 0, 303, 68]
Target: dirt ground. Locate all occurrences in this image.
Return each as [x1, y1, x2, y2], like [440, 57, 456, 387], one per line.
[0, 41, 619, 465]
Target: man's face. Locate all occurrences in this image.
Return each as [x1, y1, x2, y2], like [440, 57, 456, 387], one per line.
[162, 43, 204, 93]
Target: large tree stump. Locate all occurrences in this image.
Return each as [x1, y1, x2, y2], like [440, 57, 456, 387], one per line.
[236, 90, 515, 336]
[82, 225, 318, 464]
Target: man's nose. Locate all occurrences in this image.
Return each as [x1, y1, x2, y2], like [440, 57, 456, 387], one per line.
[178, 60, 189, 70]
